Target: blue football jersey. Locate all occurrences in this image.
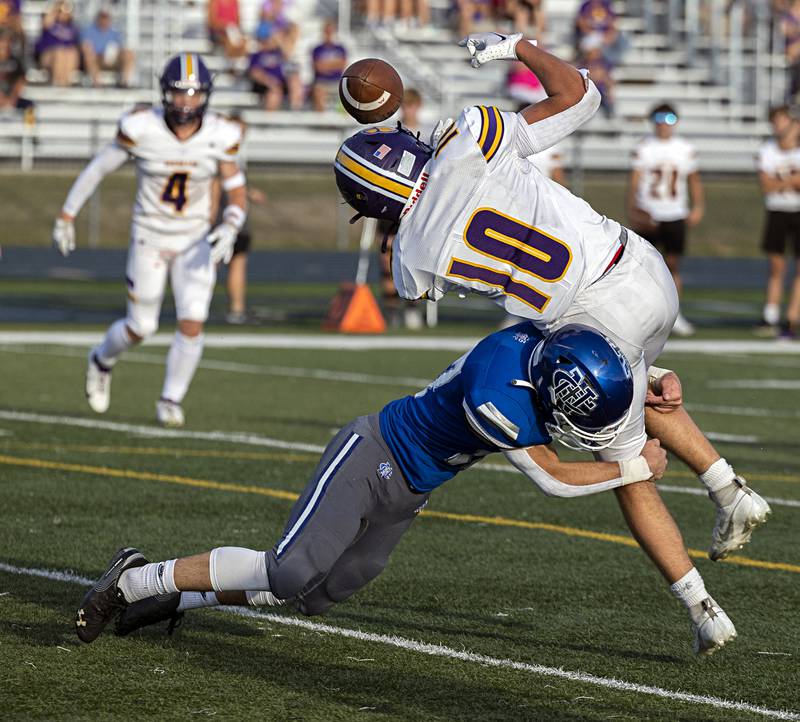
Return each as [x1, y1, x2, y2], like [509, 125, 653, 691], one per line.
[378, 323, 552, 492]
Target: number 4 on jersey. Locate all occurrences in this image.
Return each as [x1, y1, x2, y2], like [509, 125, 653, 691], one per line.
[161, 172, 189, 212]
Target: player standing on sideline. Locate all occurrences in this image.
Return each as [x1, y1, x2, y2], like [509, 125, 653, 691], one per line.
[52, 54, 247, 427]
[628, 103, 704, 337]
[756, 105, 800, 340]
[76, 324, 737, 655]
[333, 33, 770, 560]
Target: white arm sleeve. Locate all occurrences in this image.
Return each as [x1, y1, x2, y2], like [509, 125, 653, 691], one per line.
[503, 447, 646, 498]
[513, 77, 601, 157]
[62, 143, 130, 217]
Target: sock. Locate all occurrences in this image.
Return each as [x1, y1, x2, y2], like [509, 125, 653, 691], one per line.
[177, 591, 219, 612]
[95, 319, 133, 368]
[246, 590, 284, 607]
[161, 332, 204, 403]
[670, 567, 709, 624]
[118, 559, 179, 603]
[763, 303, 780, 326]
[699, 458, 736, 493]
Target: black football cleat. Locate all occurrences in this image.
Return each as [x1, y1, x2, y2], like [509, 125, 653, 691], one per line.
[75, 547, 147, 643]
[115, 592, 184, 637]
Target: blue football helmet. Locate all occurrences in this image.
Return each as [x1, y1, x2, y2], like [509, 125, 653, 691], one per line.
[160, 53, 213, 126]
[529, 324, 634, 451]
[334, 125, 432, 222]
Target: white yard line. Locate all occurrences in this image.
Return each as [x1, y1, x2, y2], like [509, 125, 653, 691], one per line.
[0, 332, 799, 355]
[708, 380, 800, 390]
[686, 403, 800, 420]
[0, 346, 430, 389]
[0, 561, 797, 720]
[1, 410, 798, 508]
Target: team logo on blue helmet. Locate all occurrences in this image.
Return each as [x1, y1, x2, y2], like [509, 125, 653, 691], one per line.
[334, 125, 432, 222]
[160, 53, 213, 126]
[528, 324, 633, 451]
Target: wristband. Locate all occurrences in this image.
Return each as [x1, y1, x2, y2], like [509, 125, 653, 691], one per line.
[647, 365, 673, 386]
[222, 204, 246, 231]
[222, 171, 246, 192]
[619, 455, 652, 484]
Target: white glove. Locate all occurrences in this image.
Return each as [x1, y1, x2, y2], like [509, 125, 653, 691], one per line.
[458, 32, 525, 68]
[207, 222, 238, 265]
[52, 217, 76, 257]
[430, 117, 455, 148]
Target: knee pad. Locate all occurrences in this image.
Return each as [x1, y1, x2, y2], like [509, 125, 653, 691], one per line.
[125, 308, 159, 339]
[209, 547, 269, 592]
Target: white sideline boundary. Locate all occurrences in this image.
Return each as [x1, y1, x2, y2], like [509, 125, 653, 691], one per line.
[1, 561, 797, 720]
[1, 331, 800, 354]
[0, 410, 797, 509]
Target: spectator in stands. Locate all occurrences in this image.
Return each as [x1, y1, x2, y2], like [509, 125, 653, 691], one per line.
[398, 0, 430, 29]
[208, 0, 247, 58]
[0, 30, 33, 121]
[365, 0, 397, 29]
[248, 28, 302, 111]
[81, 9, 135, 88]
[781, 0, 800, 101]
[35, 0, 80, 86]
[628, 103, 704, 337]
[456, 0, 493, 37]
[506, 0, 545, 40]
[0, 0, 23, 51]
[756, 104, 800, 339]
[310, 19, 347, 112]
[575, 0, 628, 66]
[577, 33, 614, 117]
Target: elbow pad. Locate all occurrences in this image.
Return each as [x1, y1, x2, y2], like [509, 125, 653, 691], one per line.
[514, 78, 601, 157]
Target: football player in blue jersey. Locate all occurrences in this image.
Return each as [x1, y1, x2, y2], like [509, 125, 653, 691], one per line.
[75, 324, 736, 656]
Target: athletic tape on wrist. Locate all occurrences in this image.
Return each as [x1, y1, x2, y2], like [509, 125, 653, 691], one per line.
[222, 204, 247, 231]
[647, 365, 673, 385]
[619, 455, 652, 484]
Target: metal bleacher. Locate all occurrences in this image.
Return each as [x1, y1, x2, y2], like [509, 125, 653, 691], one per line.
[0, 0, 788, 172]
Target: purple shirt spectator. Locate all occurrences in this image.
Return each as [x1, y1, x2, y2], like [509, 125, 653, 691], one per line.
[312, 42, 346, 82]
[36, 20, 80, 56]
[577, 0, 615, 34]
[249, 47, 285, 83]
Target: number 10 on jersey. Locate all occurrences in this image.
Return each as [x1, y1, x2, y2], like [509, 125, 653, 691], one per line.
[447, 208, 572, 312]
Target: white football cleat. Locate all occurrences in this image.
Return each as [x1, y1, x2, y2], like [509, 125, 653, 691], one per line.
[693, 597, 737, 656]
[709, 476, 772, 561]
[85, 351, 112, 414]
[156, 399, 185, 428]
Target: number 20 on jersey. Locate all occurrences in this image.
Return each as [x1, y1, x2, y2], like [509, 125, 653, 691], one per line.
[447, 208, 572, 312]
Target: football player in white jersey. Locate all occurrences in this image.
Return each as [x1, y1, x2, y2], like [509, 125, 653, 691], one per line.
[51, 54, 247, 427]
[333, 33, 770, 562]
[628, 103, 704, 336]
[756, 104, 800, 339]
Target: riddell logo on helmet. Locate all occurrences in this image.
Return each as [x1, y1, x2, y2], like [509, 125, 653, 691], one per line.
[401, 172, 429, 219]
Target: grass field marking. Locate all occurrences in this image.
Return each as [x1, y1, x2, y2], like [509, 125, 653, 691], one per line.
[2, 451, 798, 575]
[0, 441, 317, 464]
[655, 483, 800, 509]
[708, 380, 800, 390]
[685, 403, 800, 420]
[0, 410, 328, 453]
[2, 332, 800, 355]
[0, 346, 431, 389]
[1, 562, 798, 722]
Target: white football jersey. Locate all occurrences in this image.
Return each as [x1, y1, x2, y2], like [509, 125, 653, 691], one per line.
[757, 140, 800, 212]
[392, 106, 622, 326]
[631, 136, 698, 222]
[527, 143, 563, 181]
[116, 107, 243, 248]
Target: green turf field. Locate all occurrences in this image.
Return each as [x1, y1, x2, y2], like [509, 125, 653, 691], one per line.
[0, 326, 798, 719]
[0, 169, 768, 256]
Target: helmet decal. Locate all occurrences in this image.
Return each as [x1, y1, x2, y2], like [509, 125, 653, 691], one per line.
[335, 147, 413, 203]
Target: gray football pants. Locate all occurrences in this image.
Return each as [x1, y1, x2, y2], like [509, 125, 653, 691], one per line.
[265, 414, 429, 616]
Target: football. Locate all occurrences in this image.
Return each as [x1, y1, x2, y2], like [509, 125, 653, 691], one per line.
[339, 58, 404, 124]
